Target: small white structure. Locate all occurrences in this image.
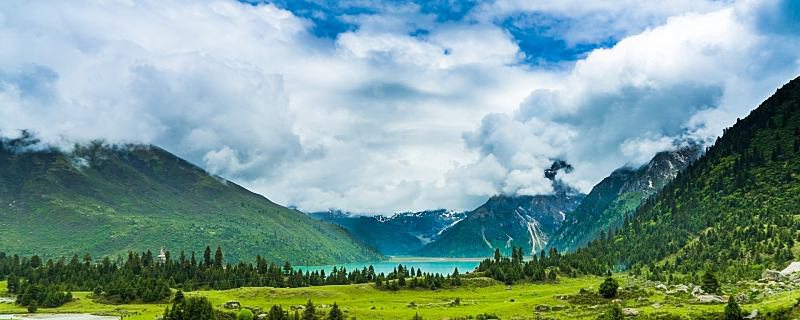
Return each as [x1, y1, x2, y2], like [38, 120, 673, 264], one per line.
[157, 248, 167, 264]
[780, 262, 800, 277]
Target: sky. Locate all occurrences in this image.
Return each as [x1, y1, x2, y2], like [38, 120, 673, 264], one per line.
[0, 0, 799, 214]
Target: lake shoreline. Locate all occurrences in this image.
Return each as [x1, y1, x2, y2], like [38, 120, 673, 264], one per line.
[296, 257, 483, 275]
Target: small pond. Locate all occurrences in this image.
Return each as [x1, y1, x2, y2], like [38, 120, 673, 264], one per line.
[0, 315, 118, 320]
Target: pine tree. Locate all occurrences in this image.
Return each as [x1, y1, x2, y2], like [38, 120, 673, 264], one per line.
[701, 271, 720, 294]
[302, 299, 317, 320]
[725, 296, 743, 320]
[6, 275, 18, 294]
[328, 302, 345, 320]
[214, 247, 224, 269]
[268, 305, 288, 320]
[173, 290, 184, 303]
[548, 269, 558, 282]
[599, 277, 619, 299]
[203, 246, 212, 268]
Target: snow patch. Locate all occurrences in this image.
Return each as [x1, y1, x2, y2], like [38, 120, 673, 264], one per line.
[436, 217, 465, 236]
[514, 209, 549, 255]
[505, 234, 514, 248]
[481, 228, 493, 249]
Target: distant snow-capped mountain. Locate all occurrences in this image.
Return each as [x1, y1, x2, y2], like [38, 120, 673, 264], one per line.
[308, 209, 467, 255]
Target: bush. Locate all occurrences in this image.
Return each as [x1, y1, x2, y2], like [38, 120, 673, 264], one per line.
[596, 304, 623, 320]
[599, 277, 619, 299]
[238, 308, 254, 320]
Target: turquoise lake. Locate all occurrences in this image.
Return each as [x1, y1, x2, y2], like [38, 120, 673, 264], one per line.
[297, 257, 484, 275]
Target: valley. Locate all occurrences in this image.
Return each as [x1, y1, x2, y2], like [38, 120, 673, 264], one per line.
[2, 75, 800, 319]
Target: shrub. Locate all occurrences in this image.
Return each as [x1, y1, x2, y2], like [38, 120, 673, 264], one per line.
[599, 277, 619, 299]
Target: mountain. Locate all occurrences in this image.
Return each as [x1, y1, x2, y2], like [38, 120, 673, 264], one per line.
[308, 209, 467, 255]
[418, 185, 584, 258]
[568, 75, 800, 279]
[548, 145, 702, 253]
[0, 136, 383, 264]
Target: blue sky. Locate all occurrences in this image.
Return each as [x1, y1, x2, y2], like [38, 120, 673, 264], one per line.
[0, 0, 799, 213]
[243, 0, 627, 66]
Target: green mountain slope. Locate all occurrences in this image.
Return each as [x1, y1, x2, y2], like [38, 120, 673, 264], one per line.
[570, 76, 800, 280]
[0, 137, 383, 264]
[549, 146, 701, 253]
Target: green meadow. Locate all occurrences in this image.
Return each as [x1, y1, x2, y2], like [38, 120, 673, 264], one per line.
[3, 276, 800, 319]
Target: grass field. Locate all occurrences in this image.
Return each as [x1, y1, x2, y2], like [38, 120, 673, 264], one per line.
[2, 277, 800, 319]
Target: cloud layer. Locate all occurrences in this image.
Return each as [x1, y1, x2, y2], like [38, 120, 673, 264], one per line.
[0, 0, 798, 213]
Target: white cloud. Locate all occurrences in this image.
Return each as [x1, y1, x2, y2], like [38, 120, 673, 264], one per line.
[0, 0, 798, 214]
[467, 2, 800, 195]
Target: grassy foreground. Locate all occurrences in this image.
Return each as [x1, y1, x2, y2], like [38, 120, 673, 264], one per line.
[2, 277, 800, 319]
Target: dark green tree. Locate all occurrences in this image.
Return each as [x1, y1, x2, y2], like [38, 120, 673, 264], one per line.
[268, 305, 288, 320]
[596, 304, 623, 320]
[174, 290, 185, 303]
[328, 302, 345, 320]
[214, 247, 224, 269]
[203, 246, 212, 268]
[27, 300, 37, 313]
[164, 296, 214, 320]
[599, 277, 619, 299]
[701, 271, 720, 294]
[302, 299, 317, 320]
[30, 255, 42, 269]
[725, 296, 743, 320]
[6, 275, 18, 294]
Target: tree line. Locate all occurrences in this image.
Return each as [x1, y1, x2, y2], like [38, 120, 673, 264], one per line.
[0, 246, 459, 308]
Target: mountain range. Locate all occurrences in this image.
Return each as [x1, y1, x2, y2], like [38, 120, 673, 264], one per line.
[308, 209, 466, 255]
[313, 147, 700, 258]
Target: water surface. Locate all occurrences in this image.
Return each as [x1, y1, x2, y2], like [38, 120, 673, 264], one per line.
[0, 315, 117, 320]
[297, 257, 483, 275]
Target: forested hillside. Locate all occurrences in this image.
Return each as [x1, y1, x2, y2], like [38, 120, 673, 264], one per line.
[0, 136, 383, 264]
[568, 76, 800, 281]
[549, 146, 701, 253]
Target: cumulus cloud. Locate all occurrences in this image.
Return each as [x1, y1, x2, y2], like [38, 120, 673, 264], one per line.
[0, 0, 798, 214]
[466, 2, 800, 194]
